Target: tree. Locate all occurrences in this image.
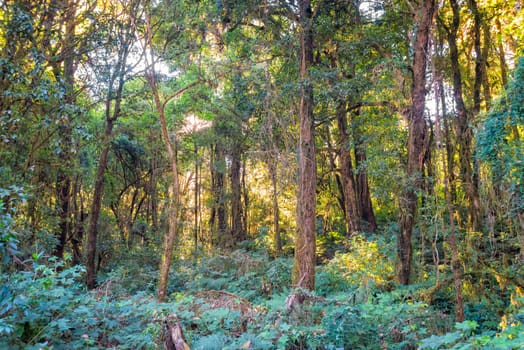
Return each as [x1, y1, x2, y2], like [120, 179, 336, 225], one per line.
[292, 0, 316, 290]
[397, 0, 435, 285]
[86, 0, 139, 289]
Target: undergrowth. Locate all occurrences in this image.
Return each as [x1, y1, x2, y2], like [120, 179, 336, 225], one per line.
[1, 241, 522, 349]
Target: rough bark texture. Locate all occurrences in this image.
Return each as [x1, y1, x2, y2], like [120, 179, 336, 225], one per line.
[292, 0, 316, 291]
[397, 0, 434, 285]
[336, 101, 361, 236]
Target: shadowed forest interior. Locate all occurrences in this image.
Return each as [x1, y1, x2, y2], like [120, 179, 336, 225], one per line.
[0, 0, 523, 349]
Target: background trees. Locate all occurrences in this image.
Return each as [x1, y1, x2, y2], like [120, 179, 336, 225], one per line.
[1, 0, 523, 347]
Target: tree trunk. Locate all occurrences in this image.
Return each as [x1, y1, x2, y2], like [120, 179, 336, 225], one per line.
[451, 0, 481, 232]
[86, 25, 130, 288]
[54, 0, 77, 259]
[494, 19, 508, 88]
[353, 111, 377, 232]
[210, 140, 228, 247]
[86, 120, 114, 289]
[336, 101, 361, 236]
[397, 0, 434, 285]
[292, 0, 316, 291]
[433, 41, 465, 322]
[268, 159, 282, 255]
[148, 73, 181, 302]
[230, 144, 245, 243]
[193, 141, 199, 253]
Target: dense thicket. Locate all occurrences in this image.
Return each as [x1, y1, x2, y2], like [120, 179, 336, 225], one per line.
[1, 0, 523, 348]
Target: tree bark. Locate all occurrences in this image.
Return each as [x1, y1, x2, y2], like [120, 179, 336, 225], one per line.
[451, 0, 481, 232]
[86, 13, 130, 288]
[336, 101, 361, 236]
[397, 0, 434, 285]
[54, 0, 77, 259]
[230, 144, 245, 243]
[86, 120, 114, 289]
[292, 0, 316, 291]
[210, 140, 228, 247]
[353, 111, 377, 232]
[268, 159, 282, 255]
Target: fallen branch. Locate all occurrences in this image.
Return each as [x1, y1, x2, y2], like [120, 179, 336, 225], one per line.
[164, 315, 190, 350]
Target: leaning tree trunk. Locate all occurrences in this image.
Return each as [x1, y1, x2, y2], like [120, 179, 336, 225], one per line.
[397, 0, 434, 285]
[292, 0, 316, 291]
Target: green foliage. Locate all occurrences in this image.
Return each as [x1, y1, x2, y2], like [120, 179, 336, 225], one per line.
[419, 309, 524, 349]
[477, 53, 524, 218]
[319, 234, 396, 296]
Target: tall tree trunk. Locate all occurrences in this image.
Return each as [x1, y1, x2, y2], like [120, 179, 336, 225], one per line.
[336, 101, 361, 236]
[433, 43, 465, 322]
[397, 0, 434, 285]
[54, 0, 76, 259]
[292, 0, 316, 291]
[86, 27, 130, 288]
[268, 159, 282, 255]
[494, 19, 508, 88]
[451, 0, 481, 232]
[230, 144, 245, 243]
[193, 140, 199, 253]
[142, 15, 202, 302]
[353, 110, 377, 232]
[210, 140, 228, 247]
[86, 120, 114, 289]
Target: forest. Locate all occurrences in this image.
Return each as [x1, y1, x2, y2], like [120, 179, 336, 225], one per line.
[0, 0, 523, 348]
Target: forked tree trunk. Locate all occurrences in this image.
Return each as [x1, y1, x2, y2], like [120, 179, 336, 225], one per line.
[397, 0, 434, 285]
[292, 0, 316, 291]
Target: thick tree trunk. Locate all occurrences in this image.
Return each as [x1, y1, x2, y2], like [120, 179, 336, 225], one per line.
[292, 0, 316, 291]
[335, 101, 361, 236]
[397, 0, 434, 285]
